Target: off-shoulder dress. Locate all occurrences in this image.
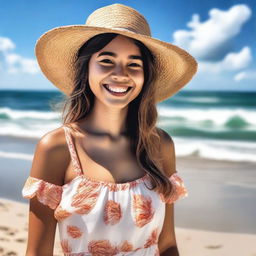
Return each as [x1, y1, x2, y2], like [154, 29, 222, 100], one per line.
[22, 125, 188, 256]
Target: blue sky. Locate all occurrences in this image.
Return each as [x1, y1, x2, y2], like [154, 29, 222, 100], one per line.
[0, 0, 255, 91]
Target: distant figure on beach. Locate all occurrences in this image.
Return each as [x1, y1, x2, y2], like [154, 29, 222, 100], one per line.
[21, 3, 197, 255]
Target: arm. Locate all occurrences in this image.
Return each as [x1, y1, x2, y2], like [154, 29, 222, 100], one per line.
[159, 204, 179, 256]
[157, 128, 180, 256]
[160, 246, 179, 256]
[25, 128, 69, 256]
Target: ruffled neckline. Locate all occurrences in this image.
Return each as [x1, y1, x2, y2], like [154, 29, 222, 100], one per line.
[62, 171, 150, 191]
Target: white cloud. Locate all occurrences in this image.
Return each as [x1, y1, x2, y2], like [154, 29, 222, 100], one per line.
[173, 4, 252, 61]
[0, 36, 39, 74]
[222, 47, 252, 70]
[0, 37, 15, 52]
[5, 53, 39, 74]
[234, 70, 256, 82]
[198, 46, 253, 74]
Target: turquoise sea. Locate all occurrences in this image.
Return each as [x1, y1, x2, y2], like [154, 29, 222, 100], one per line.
[0, 89, 255, 162]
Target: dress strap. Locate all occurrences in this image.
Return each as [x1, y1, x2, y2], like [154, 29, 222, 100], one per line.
[63, 126, 83, 176]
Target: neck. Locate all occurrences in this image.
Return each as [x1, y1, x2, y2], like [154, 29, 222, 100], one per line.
[77, 100, 129, 140]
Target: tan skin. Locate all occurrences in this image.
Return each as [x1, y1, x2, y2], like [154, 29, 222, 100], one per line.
[25, 35, 178, 255]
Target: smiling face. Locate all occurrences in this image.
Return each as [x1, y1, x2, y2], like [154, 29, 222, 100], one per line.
[88, 34, 144, 109]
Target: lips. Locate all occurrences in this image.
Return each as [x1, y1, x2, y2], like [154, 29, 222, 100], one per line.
[102, 83, 133, 95]
[102, 84, 133, 93]
[103, 83, 133, 89]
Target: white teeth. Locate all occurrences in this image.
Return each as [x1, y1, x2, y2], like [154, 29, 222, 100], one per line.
[105, 84, 129, 93]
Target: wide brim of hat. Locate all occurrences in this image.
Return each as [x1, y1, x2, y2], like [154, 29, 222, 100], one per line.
[35, 25, 198, 102]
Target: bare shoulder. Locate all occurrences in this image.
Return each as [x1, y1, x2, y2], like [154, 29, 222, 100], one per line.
[25, 126, 69, 254]
[156, 127, 176, 176]
[38, 126, 67, 151]
[156, 127, 174, 144]
[30, 126, 70, 186]
[156, 127, 175, 156]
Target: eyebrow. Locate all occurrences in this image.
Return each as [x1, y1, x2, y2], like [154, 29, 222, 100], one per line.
[97, 51, 143, 61]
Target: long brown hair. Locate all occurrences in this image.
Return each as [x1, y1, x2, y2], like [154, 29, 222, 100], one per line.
[58, 33, 173, 197]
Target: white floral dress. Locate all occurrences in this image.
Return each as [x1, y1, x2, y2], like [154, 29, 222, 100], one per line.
[22, 126, 188, 256]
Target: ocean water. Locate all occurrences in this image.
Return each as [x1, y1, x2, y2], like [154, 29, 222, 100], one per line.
[0, 89, 255, 162]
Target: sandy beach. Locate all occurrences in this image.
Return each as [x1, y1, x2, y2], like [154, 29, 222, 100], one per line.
[0, 197, 256, 256]
[0, 135, 256, 255]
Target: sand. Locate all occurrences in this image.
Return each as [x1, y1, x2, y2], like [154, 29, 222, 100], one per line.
[1, 134, 256, 255]
[0, 198, 255, 256]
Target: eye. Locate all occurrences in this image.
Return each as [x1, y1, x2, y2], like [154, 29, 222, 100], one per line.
[99, 59, 113, 64]
[129, 63, 142, 67]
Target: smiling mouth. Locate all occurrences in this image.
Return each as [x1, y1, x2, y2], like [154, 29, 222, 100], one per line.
[103, 84, 133, 95]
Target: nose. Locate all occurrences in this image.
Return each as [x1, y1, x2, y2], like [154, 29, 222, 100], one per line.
[111, 63, 129, 82]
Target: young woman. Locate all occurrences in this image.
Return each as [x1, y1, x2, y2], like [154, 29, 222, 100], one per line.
[22, 4, 197, 256]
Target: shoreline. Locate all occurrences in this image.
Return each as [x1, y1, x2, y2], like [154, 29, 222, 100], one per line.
[0, 198, 255, 256]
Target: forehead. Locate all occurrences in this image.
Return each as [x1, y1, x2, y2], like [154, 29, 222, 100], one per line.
[98, 34, 141, 56]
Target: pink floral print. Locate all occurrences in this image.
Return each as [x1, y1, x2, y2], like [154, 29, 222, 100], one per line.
[160, 172, 188, 204]
[144, 228, 159, 248]
[61, 239, 72, 253]
[132, 194, 155, 228]
[103, 200, 122, 225]
[67, 225, 83, 239]
[54, 205, 72, 221]
[22, 176, 62, 210]
[88, 239, 119, 256]
[71, 179, 101, 214]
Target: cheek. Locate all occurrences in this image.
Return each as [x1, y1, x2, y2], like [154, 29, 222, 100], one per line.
[89, 64, 112, 84]
[88, 63, 104, 88]
[89, 62, 102, 77]
[132, 71, 144, 88]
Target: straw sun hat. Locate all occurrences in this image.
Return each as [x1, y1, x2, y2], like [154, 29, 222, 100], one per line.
[35, 3, 198, 103]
